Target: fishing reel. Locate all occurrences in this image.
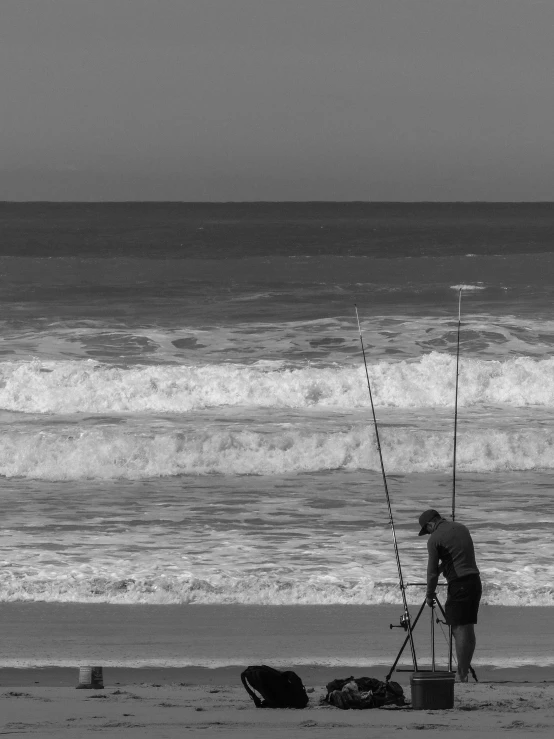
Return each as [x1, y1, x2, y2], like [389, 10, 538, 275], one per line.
[389, 612, 410, 631]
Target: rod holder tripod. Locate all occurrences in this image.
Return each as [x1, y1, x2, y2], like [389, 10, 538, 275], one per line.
[385, 595, 452, 683]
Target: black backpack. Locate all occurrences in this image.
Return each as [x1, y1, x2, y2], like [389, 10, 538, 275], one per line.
[241, 665, 309, 708]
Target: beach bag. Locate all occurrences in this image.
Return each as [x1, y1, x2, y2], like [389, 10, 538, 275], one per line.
[324, 676, 405, 709]
[241, 665, 309, 708]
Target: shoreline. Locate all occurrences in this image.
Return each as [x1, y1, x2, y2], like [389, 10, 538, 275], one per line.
[2, 664, 554, 689]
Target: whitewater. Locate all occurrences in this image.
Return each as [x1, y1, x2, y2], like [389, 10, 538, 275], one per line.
[3, 353, 554, 412]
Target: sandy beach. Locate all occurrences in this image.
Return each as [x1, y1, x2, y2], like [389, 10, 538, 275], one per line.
[1, 668, 554, 738]
[0, 604, 552, 736]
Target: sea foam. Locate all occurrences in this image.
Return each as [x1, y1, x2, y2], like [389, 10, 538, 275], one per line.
[2, 353, 554, 413]
[1, 423, 554, 479]
[0, 572, 551, 607]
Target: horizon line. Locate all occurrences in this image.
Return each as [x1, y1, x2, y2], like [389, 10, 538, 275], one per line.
[1, 200, 554, 205]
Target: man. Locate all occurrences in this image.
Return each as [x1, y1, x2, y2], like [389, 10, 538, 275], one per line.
[418, 509, 481, 682]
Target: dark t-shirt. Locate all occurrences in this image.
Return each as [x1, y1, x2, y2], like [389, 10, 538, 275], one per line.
[426, 519, 479, 598]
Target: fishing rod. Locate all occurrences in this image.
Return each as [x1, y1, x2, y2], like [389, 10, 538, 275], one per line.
[355, 305, 418, 672]
[449, 291, 479, 681]
[447, 288, 463, 674]
[452, 288, 463, 522]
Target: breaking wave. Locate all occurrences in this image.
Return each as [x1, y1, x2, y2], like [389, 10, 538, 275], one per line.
[1, 573, 552, 606]
[1, 424, 554, 479]
[2, 353, 554, 413]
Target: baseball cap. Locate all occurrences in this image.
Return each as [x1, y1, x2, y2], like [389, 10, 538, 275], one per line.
[418, 509, 440, 536]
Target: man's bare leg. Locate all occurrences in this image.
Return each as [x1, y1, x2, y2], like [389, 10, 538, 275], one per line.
[451, 624, 476, 681]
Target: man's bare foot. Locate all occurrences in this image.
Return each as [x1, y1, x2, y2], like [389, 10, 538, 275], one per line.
[455, 673, 468, 683]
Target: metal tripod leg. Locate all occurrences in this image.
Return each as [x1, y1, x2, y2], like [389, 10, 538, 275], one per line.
[432, 596, 453, 672]
[386, 600, 426, 682]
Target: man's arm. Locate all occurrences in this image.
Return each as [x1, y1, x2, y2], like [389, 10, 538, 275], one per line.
[426, 539, 440, 605]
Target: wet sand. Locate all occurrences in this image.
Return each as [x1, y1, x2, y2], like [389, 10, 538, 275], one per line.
[0, 602, 552, 669]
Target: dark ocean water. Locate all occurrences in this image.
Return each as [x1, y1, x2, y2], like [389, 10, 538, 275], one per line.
[0, 203, 553, 626]
[2, 202, 554, 259]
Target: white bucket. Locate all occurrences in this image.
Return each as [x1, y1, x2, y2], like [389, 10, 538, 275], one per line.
[76, 665, 104, 689]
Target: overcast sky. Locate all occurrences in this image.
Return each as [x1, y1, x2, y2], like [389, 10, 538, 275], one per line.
[1, 0, 553, 201]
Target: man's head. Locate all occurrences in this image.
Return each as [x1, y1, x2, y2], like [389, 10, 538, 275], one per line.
[418, 509, 442, 536]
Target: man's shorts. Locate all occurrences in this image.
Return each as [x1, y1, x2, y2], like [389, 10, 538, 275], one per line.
[445, 574, 482, 626]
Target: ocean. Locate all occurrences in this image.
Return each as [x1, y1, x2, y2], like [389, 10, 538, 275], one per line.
[1, 202, 554, 614]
